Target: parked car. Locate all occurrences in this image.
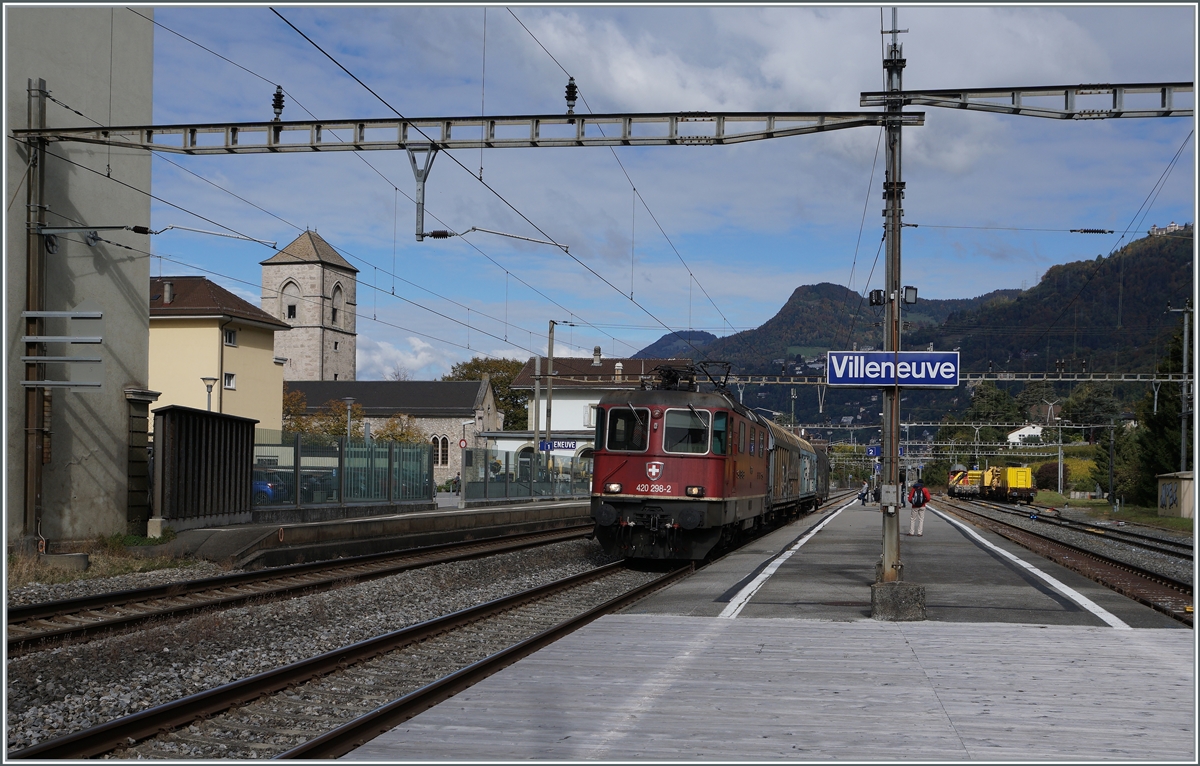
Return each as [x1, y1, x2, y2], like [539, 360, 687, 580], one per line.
[253, 468, 295, 505]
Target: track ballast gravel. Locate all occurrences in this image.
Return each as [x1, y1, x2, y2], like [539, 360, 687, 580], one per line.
[6, 539, 618, 753]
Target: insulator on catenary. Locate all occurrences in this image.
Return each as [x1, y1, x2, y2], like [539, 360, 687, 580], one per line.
[425, 230, 454, 239]
[1070, 228, 1113, 234]
[272, 86, 285, 120]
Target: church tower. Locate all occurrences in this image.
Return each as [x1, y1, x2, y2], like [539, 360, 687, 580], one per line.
[261, 230, 358, 381]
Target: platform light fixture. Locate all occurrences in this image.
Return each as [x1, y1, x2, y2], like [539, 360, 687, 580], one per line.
[201, 376, 218, 411]
[903, 285, 918, 304]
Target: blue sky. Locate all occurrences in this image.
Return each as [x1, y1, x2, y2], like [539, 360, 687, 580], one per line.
[142, 4, 1196, 379]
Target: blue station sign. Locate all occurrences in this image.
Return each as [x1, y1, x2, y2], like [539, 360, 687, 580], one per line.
[539, 439, 578, 451]
[827, 351, 959, 388]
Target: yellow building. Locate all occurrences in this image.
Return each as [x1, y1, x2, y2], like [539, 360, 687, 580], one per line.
[149, 277, 290, 431]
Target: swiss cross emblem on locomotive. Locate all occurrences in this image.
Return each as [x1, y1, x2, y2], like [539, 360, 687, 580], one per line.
[645, 462, 664, 481]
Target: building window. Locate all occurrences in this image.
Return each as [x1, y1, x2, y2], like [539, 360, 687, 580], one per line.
[333, 373, 338, 381]
[334, 341, 339, 351]
[432, 435, 451, 466]
[331, 283, 344, 327]
[585, 404, 599, 428]
[223, 373, 236, 390]
[440, 436, 449, 466]
[224, 329, 238, 347]
[287, 304, 297, 319]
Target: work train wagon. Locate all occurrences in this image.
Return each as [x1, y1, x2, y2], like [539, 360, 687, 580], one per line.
[590, 369, 829, 560]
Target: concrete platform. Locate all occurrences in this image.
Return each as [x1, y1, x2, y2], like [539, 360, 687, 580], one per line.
[348, 497, 1195, 761]
[132, 499, 590, 569]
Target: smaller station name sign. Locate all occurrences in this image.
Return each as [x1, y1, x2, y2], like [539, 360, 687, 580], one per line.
[539, 439, 578, 451]
[827, 351, 959, 388]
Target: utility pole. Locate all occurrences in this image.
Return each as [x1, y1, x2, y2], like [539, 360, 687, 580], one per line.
[1169, 300, 1192, 472]
[532, 355, 541, 480]
[1044, 399, 1062, 494]
[879, 7, 906, 586]
[545, 320, 556, 484]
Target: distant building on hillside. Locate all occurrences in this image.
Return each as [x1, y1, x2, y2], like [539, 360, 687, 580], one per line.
[1148, 221, 1192, 237]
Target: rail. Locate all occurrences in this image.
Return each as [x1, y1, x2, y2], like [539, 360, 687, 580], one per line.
[8, 561, 689, 760]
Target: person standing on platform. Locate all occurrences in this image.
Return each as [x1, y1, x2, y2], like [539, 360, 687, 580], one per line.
[859, 480, 870, 505]
[907, 479, 930, 536]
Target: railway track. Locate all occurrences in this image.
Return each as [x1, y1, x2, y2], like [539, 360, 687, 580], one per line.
[973, 499, 1193, 559]
[939, 499, 1193, 626]
[6, 525, 592, 657]
[8, 561, 689, 760]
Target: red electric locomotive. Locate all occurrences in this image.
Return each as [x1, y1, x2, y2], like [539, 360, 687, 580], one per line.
[591, 365, 829, 560]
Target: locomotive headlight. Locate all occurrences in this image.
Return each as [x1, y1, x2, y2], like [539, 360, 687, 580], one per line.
[685, 485, 705, 498]
[604, 483, 622, 494]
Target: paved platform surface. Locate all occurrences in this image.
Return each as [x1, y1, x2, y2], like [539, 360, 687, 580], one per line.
[349, 497, 1195, 761]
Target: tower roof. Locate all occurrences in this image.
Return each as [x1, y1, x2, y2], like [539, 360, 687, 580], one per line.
[261, 230, 358, 273]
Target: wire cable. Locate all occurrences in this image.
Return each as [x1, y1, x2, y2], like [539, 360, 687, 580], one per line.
[37, 56, 636, 358]
[507, 7, 735, 339]
[271, 7, 716, 364]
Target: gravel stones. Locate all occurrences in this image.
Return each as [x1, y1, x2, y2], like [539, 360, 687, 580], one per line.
[6, 540, 618, 753]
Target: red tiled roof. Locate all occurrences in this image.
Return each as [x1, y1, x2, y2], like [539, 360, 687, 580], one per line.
[150, 276, 290, 330]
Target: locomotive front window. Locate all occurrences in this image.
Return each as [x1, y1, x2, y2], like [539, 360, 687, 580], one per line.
[606, 407, 650, 452]
[663, 408, 710, 454]
[712, 412, 728, 455]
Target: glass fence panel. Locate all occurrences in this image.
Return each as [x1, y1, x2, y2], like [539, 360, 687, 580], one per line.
[393, 443, 432, 501]
[298, 439, 340, 504]
[252, 438, 295, 506]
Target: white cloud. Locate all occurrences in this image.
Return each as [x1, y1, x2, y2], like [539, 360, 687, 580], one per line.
[356, 335, 458, 380]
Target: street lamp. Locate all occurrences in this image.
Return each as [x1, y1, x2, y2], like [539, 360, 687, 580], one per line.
[1044, 399, 1062, 495]
[200, 376, 218, 412]
[342, 397, 355, 438]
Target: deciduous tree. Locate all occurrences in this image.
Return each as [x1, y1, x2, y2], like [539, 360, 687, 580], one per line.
[442, 357, 528, 430]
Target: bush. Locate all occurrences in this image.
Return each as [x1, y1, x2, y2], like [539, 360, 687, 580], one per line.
[1035, 462, 1068, 489]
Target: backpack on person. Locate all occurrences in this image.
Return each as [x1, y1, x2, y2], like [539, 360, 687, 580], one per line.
[911, 485, 928, 507]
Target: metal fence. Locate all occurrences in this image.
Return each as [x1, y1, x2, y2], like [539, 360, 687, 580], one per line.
[462, 447, 592, 501]
[152, 406, 256, 525]
[252, 430, 433, 507]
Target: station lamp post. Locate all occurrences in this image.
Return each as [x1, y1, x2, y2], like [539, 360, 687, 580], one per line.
[201, 376, 218, 412]
[342, 397, 355, 438]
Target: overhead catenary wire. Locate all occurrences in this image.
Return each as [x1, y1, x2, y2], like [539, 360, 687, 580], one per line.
[507, 7, 735, 343]
[88, 233, 511, 359]
[27, 136, 612, 358]
[269, 7, 711, 364]
[123, 8, 641, 358]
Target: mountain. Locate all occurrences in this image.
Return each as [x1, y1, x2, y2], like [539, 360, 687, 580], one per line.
[634, 232, 1193, 425]
[632, 329, 717, 359]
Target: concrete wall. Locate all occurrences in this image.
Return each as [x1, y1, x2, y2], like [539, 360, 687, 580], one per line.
[1156, 472, 1194, 519]
[6, 7, 154, 542]
[149, 318, 284, 431]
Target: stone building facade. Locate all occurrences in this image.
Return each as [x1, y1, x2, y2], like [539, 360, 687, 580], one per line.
[261, 231, 357, 382]
[287, 379, 503, 487]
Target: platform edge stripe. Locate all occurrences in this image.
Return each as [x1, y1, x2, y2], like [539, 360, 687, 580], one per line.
[719, 501, 854, 619]
[929, 506, 1132, 630]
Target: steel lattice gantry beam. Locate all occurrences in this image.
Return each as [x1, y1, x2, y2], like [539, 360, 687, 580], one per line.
[860, 82, 1193, 119]
[11, 111, 926, 155]
[682, 371, 1192, 387]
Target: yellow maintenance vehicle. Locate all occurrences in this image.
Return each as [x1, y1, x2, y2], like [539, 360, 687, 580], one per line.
[981, 466, 1036, 504]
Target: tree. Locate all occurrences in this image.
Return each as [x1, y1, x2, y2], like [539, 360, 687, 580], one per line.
[1125, 327, 1191, 504]
[282, 384, 309, 433]
[373, 413, 424, 443]
[386, 363, 413, 381]
[1016, 380, 1058, 422]
[287, 398, 366, 439]
[962, 381, 1021, 443]
[442, 357, 528, 430]
[1062, 382, 1121, 443]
